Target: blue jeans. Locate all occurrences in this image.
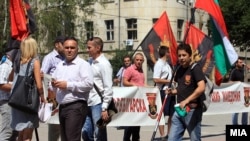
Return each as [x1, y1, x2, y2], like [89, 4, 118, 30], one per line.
[168, 108, 202, 141]
[0, 101, 18, 141]
[82, 103, 107, 141]
[232, 112, 248, 125]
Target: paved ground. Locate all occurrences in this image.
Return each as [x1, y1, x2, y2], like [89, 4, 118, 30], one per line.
[30, 113, 235, 141]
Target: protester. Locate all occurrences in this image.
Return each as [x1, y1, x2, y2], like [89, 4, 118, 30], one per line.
[11, 36, 45, 141]
[41, 35, 65, 141]
[113, 55, 131, 87]
[113, 55, 131, 130]
[229, 58, 249, 125]
[51, 37, 93, 141]
[0, 48, 18, 141]
[166, 43, 206, 141]
[153, 46, 173, 141]
[82, 37, 113, 141]
[122, 52, 145, 141]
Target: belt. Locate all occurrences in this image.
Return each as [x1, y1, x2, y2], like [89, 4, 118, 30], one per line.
[188, 103, 198, 109]
[60, 100, 86, 108]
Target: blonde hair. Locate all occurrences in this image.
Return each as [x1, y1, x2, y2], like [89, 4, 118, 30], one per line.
[20, 36, 38, 64]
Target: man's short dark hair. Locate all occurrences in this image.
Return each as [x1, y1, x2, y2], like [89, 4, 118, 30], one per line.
[177, 43, 192, 56]
[158, 46, 169, 58]
[54, 36, 66, 44]
[64, 37, 78, 44]
[87, 37, 103, 51]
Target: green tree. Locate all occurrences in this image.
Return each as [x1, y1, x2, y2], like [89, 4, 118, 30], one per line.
[34, 0, 100, 52]
[0, 0, 108, 54]
[0, 0, 10, 54]
[220, 0, 250, 48]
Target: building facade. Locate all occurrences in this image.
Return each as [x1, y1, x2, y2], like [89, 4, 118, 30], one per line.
[76, 0, 208, 51]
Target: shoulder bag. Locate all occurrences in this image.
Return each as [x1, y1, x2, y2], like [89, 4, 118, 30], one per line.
[9, 59, 40, 114]
[94, 83, 118, 128]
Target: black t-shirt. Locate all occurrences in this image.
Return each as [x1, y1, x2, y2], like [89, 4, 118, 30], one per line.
[229, 68, 244, 82]
[174, 64, 206, 103]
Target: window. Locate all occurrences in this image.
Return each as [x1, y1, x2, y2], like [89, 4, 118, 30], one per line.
[85, 21, 94, 40]
[126, 18, 137, 40]
[103, 0, 115, 3]
[105, 20, 114, 41]
[177, 19, 184, 41]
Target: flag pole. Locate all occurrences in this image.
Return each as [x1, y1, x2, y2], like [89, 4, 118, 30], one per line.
[130, 28, 154, 58]
[150, 65, 180, 141]
[150, 8, 196, 141]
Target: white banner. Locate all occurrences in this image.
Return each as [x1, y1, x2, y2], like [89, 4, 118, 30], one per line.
[43, 78, 250, 126]
[109, 82, 250, 126]
[108, 87, 165, 126]
[204, 82, 250, 115]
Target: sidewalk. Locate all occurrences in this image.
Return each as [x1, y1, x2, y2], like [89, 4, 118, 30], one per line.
[31, 113, 233, 141]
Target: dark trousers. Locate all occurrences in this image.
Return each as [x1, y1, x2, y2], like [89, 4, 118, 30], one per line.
[59, 100, 88, 141]
[123, 126, 140, 141]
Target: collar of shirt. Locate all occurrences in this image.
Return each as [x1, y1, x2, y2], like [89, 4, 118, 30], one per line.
[132, 64, 143, 73]
[1, 58, 12, 66]
[62, 56, 79, 65]
[52, 49, 64, 60]
[92, 54, 105, 64]
[159, 58, 167, 65]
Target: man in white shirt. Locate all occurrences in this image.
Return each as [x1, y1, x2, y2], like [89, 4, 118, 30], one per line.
[51, 37, 93, 141]
[82, 37, 113, 141]
[153, 46, 173, 141]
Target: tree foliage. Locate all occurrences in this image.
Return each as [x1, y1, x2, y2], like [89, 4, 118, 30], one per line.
[34, 0, 100, 52]
[0, 0, 10, 54]
[220, 0, 250, 48]
[0, 0, 106, 54]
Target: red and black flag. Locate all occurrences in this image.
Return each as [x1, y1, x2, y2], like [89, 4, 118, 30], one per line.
[7, 0, 37, 71]
[185, 22, 214, 76]
[140, 11, 178, 69]
[7, 0, 37, 52]
[9, 0, 36, 41]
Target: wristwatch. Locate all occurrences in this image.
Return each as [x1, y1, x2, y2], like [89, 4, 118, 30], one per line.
[102, 108, 107, 112]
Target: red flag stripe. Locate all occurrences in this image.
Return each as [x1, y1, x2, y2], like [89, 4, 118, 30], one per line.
[153, 11, 178, 65]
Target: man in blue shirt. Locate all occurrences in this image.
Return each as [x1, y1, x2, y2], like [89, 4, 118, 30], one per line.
[41, 36, 65, 141]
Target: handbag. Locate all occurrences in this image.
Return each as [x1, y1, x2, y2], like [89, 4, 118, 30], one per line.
[38, 102, 53, 122]
[93, 83, 118, 128]
[9, 59, 40, 114]
[94, 83, 118, 115]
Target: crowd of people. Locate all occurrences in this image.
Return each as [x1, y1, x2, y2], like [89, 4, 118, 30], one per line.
[0, 35, 249, 141]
